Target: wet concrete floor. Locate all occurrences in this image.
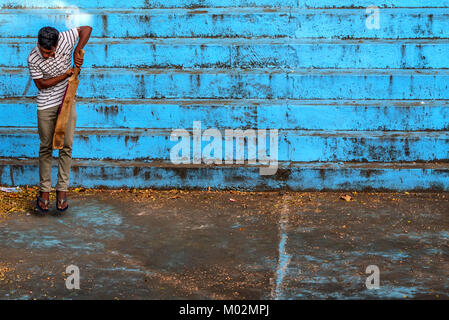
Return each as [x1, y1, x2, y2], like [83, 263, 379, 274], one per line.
[0, 190, 448, 299]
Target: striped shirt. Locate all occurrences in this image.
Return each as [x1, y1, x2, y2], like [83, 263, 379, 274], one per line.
[27, 27, 79, 110]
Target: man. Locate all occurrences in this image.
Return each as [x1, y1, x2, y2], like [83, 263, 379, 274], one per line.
[27, 25, 92, 213]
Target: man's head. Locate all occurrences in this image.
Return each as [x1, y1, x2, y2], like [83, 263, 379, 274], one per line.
[37, 26, 59, 59]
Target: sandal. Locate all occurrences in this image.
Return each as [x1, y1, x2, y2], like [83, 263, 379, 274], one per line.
[56, 191, 69, 212]
[36, 194, 49, 213]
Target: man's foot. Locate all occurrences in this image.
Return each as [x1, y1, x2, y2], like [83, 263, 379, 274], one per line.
[36, 191, 50, 213]
[56, 190, 69, 212]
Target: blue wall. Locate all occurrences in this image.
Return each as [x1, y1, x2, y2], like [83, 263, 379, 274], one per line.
[0, 0, 448, 190]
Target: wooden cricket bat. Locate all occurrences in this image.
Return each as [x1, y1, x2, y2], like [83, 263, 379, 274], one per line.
[52, 49, 85, 150]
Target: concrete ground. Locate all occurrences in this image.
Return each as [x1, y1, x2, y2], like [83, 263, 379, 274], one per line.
[0, 190, 448, 300]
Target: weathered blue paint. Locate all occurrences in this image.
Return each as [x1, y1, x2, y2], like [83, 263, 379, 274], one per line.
[0, 1, 448, 190]
[4, 39, 449, 69]
[4, 68, 449, 100]
[4, 0, 449, 9]
[2, 128, 449, 162]
[1, 160, 449, 191]
[1, 8, 448, 39]
[2, 99, 449, 131]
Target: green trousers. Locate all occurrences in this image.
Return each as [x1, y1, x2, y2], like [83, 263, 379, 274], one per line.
[37, 101, 77, 192]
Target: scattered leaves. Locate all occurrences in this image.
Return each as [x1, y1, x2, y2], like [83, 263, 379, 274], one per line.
[340, 194, 352, 202]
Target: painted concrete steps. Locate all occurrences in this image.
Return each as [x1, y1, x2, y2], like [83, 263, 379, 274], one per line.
[3, 38, 449, 69]
[1, 158, 449, 191]
[1, 98, 449, 131]
[1, 127, 449, 162]
[3, 0, 449, 9]
[2, 2, 447, 191]
[4, 68, 449, 100]
[0, 8, 447, 39]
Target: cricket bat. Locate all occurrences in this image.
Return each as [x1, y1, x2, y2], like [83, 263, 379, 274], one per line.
[52, 49, 85, 150]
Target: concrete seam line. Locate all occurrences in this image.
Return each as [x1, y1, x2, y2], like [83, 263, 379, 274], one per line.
[270, 194, 292, 300]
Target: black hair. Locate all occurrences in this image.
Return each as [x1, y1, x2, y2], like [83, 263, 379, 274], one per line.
[38, 26, 59, 50]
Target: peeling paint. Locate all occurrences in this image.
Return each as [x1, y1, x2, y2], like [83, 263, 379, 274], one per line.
[0, 3, 448, 190]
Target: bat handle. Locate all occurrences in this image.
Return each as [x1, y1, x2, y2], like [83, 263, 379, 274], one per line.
[72, 49, 85, 78]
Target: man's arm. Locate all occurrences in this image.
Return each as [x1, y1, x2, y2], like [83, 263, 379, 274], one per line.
[31, 26, 92, 90]
[33, 68, 74, 90]
[73, 26, 92, 67]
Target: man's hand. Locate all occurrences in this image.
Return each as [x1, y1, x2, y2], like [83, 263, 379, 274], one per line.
[73, 49, 83, 68]
[73, 26, 92, 67]
[65, 67, 74, 78]
[34, 68, 74, 90]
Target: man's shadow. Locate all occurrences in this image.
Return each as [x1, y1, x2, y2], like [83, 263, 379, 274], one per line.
[31, 205, 68, 217]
